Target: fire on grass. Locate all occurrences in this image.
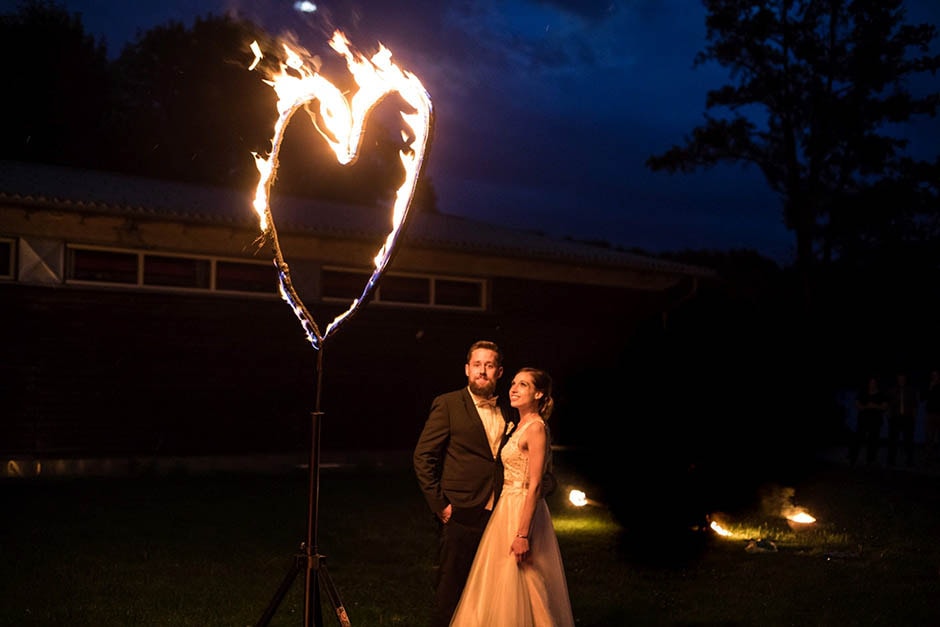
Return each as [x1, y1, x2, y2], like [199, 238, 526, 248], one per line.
[709, 509, 817, 539]
[707, 485, 822, 548]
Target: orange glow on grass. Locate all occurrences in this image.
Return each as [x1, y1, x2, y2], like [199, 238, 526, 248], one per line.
[709, 520, 733, 537]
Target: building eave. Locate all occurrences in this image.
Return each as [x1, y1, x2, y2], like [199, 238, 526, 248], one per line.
[0, 160, 717, 289]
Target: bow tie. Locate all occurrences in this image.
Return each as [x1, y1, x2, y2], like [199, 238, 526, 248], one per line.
[476, 396, 498, 408]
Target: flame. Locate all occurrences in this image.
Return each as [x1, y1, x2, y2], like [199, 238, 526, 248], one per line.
[786, 511, 816, 524]
[249, 32, 433, 348]
[568, 489, 588, 507]
[709, 521, 733, 537]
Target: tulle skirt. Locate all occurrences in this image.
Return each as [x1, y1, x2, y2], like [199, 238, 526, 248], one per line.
[450, 490, 574, 627]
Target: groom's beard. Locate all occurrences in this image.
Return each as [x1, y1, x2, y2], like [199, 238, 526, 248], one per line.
[469, 378, 496, 398]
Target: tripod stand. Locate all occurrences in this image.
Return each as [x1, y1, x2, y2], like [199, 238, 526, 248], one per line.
[256, 349, 350, 627]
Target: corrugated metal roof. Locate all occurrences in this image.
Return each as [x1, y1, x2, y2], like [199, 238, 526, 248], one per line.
[0, 160, 714, 277]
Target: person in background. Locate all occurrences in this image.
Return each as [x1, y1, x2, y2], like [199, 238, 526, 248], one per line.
[886, 371, 918, 467]
[413, 340, 517, 627]
[923, 369, 940, 464]
[849, 375, 887, 466]
[450, 367, 574, 627]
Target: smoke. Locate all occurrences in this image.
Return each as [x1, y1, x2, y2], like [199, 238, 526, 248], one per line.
[759, 484, 802, 518]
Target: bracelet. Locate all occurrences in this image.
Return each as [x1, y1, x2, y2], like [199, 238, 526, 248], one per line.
[516, 534, 528, 539]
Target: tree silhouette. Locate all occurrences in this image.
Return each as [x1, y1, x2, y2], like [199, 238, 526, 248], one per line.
[0, 0, 112, 168]
[646, 0, 940, 309]
[110, 16, 405, 204]
[106, 14, 279, 190]
[0, 1, 438, 210]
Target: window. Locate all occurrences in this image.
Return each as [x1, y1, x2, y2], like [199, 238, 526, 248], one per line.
[322, 267, 485, 310]
[322, 268, 372, 300]
[216, 260, 276, 294]
[144, 255, 211, 289]
[58, 247, 485, 306]
[69, 247, 139, 284]
[434, 278, 483, 308]
[0, 238, 13, 279]
[64, 245, 276, 296]
[380, 274, 430, 304]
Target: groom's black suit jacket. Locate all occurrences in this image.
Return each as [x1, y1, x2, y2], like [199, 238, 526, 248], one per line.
[413, 387, 517, 519]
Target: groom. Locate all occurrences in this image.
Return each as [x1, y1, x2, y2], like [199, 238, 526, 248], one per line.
[413, 340, 517, 627]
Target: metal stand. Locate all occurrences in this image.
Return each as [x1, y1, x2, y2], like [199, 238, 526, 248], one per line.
[256, 350, 350, 627]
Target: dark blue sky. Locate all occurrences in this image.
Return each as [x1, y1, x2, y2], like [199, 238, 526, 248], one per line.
[15, 0, 940, 264]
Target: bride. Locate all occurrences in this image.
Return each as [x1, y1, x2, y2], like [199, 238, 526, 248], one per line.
[450, 367, 575, 627]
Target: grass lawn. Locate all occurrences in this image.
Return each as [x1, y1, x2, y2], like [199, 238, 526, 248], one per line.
[1, 451, 938, 626]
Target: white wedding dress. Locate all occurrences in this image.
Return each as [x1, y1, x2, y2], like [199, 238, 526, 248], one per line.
[450, 420, 575, 626]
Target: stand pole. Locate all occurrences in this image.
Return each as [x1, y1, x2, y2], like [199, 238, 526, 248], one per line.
[255, 348, 350, 627]
[304, 407, 325, 627]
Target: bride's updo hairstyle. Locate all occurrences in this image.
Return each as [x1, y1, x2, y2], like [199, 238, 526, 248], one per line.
[517, 367, 554, 420]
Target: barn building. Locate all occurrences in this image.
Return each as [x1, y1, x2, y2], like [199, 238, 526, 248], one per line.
[1, 160, 715, 471]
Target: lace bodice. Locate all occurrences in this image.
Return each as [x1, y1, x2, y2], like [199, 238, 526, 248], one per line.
[452, 417, 575, 627]
[501, 419, 546, 490]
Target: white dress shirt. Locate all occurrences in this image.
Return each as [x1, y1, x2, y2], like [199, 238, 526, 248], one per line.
[470, 389, 503, 509]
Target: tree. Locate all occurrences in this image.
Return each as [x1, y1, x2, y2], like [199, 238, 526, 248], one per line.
[0, 0, 112, 168]
[646, 0, 940, 309]
[0, 3, 439, 212]
[106, 13, 278, 190]
[103, 13, 436, 209]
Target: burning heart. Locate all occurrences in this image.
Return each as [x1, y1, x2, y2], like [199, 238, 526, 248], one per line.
[249, 31, 433, 349]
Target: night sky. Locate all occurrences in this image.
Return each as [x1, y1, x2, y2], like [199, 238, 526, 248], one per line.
[11, 0, 940, 264]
